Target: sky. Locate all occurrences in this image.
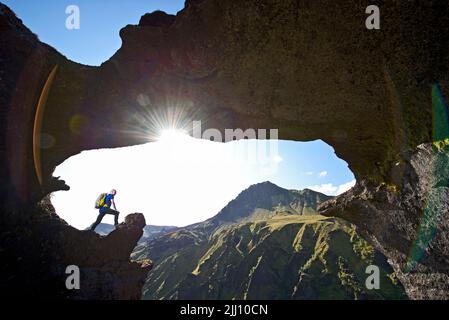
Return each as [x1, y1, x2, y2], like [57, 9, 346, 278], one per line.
[2, 0, 185, 65]
[4, 1, 355, 228]
[51, 134, 355, 228]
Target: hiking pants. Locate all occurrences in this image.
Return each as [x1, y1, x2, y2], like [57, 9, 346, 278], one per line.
[90, 208, 120, 231]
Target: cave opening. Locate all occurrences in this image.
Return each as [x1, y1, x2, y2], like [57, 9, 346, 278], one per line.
[50, 134, 355, 230]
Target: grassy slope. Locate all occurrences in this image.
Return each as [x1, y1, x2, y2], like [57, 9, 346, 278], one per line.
[133, 214, 407, 300]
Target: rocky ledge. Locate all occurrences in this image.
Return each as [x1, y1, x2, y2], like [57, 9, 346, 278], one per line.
[0, 197, 152, 299]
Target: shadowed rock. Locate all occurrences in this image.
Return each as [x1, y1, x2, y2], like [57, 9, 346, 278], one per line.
[0, 197, 151, 299]
[60, 213, 152, 299]
[139, 11, 176, 27]
[319, 143, 449, 299]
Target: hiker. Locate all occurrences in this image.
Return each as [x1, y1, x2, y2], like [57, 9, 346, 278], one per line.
[90, 189, 120, 231]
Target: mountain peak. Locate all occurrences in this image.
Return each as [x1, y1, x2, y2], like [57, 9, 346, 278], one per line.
[244, 181, 285, 192]
[211, 182, 332, 223]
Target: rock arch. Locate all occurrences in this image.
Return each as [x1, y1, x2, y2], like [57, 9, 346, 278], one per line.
[1, 1, 449, 298]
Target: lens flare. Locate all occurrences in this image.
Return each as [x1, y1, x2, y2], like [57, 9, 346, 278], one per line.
[405, 84, 449, 272]
[115, 90, 208, 144]
[33, 65, 59, 187]
[158, 128, 189, 142]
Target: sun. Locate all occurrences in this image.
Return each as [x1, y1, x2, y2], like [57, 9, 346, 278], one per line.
[158, 128, 189, 143]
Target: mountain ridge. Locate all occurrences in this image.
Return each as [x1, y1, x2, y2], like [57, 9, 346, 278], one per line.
[208, 181, 333, 224]
[132, 182, 407, 299]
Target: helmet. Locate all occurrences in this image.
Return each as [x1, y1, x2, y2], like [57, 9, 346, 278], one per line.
[110, 189, 117, 195]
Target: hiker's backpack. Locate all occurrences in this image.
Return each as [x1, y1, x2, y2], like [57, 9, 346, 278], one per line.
[94, 193, 107, 209]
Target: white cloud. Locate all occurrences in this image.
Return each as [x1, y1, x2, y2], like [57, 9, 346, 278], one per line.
[308, 183, 337, 195]
[318, 171, 328, 178]
[273, 155, 283, 163]
[307, 179, 356, 196]
[336, 179, 356, 194]
[304, 171, 314, 175]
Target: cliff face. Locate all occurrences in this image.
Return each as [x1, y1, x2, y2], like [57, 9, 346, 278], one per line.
[133, 183, 406, 299]
[1, 0, 449, 298]
[1, 197, 151, 299]
[320, 143, 449, 299]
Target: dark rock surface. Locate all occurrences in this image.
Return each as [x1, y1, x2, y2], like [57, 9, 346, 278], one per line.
[2, 0, 448, 194]
[0, 196, 151, 299]
[320, 143, 449, 299]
